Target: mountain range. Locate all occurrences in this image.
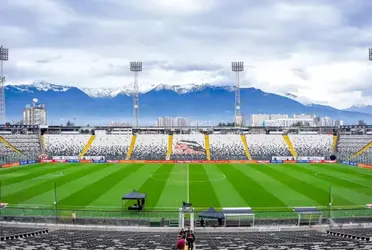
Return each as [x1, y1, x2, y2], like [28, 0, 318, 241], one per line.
[4, 81, 372, 125]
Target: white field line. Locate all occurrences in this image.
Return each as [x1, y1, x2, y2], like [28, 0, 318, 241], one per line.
[187, 163, 190, 203]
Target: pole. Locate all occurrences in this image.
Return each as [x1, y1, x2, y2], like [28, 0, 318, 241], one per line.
[0, 180, 3, 236]
[329, 185, 332, 225]
[54, 182, 57, 223]
[231, 62, 244, 127]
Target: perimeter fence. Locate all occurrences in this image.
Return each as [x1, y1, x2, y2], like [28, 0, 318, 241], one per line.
[1, 205, 372, 228]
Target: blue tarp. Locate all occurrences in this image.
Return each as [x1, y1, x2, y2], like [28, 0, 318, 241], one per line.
[122, 190, 147, 200]
[199, 207, 225, 219]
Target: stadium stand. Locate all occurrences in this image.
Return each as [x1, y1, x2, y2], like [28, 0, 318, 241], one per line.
[1, 134, 41, 158]
[44, 134, 91, 157]
[336, 135, 372, 160]
[209, 134, 247, 160]
[84, 135, 131, 160]
[2, 229, 372, 249]
[289, 134, 333, 157]
[245, 135, 291, 160]
[171, 134, 207, 160]
[130, 134, 168, 160]
[0, 142, 21, 164]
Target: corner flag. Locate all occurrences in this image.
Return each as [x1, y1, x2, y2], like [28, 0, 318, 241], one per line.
[329, 185, 333, 206]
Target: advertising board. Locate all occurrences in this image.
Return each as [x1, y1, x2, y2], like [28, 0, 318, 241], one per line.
[1, 162, 20, 168]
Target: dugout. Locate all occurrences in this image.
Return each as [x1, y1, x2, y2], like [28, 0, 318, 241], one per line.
[222, 207, 255, 227]
[293, 207, 322, 226]
[121, 190, 147, 211]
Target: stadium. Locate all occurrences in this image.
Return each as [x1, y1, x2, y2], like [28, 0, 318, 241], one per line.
[2, 1, 372, 249]
[1, 124, 372, 249]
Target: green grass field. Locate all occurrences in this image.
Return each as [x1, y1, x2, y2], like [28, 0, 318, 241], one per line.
[1, 162, 372, 219]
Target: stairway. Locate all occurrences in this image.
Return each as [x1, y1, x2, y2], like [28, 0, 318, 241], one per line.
[350, 140, 372, 159]
[166, 134, 173, 160]
[283, 135, 297, 158]
[40, 135, 46, 153]
[0, 136, 23, 155]
[240, 134, 252, 160]
[205, 134, 211, 161]
[332, 135, 338, 154]
[79, 135, 96, 158]
[125, 134, 137, 160]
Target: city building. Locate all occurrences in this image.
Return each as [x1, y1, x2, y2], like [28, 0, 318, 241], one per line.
[293, 114, 317, 119]
[252, 114, 287, 126]
[156, 117, 190, 127]
[263, 118, 315, 127]
[23, 102, 47, 125]
[235, 115, 247, 127]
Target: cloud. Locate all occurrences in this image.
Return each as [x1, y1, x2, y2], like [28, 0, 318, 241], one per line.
[1, 0, 372, 109]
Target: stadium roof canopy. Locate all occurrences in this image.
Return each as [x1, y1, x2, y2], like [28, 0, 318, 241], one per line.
[199, 207, 224, 219]
[222, 207, 254, 216]
[122, 190, 147, 200]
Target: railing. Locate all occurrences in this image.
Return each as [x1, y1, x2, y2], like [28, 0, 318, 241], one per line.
[2, 205, 372, 227]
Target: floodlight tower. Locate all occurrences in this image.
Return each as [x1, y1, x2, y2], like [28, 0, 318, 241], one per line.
[0, 46, 9, 125]
[231, 62, 244, 127]
[130, 61, 142, 128]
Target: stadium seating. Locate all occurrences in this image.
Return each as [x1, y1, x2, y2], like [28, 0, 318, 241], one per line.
[1, 134, 41, 158]
[246, 135, 291, 160]
[336, 135, 372, 160]
[209, 134, 247, 160]
[171, 134, 207, 160]
[44, 134, 91, 157]
[355, 147, 372, 164]
[130, 134, 168, 160]
[85, 135, 131, 160]
[0, 142, 23, 164]
[289, 134, 333, 157]
[2, 228, 371, 249]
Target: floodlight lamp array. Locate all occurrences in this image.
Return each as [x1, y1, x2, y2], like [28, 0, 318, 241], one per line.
[0, 47, 9, 61]
[369, 48, 372, 61]
[130, 61, 142, 72]
[231, 61, 244, 72]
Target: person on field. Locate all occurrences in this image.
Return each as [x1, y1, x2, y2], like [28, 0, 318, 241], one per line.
[176, 235, 186, 250]
[72, 212, 76, 225]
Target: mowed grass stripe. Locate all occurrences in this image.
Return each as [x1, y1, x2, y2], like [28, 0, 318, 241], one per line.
[3, 163, 110, 204]
[272, 164, 354, 205]
[58, 164, 144, 207]
[90, 164, 162, 208]
[254, 164, 328, 206]
[0, 163, 52, 174]
[1, 164, 79, 186]
[203, 164, 246, 208]
[189, 164, 220, 208]
[155, 164, 186, 209]
[137, 164, 174, 207]
[315, 163, 372, 179]
[236, 164, 317, 207]
[218, 164, 287, 209]
[308, 164, 372, 189]
[23, 163, 130, 208]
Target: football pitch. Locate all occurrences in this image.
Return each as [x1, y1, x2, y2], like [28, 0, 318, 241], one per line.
[1, 162, 372, 216]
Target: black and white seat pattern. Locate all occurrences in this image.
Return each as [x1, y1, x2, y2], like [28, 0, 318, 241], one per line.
[85, 135, 131, 160]
[289, 135, 333, 157]
[209, 134, 247, 160]
[44, 135, 90, 157]
[2, 229, 372, 250]
[131, 135, 167, 160]
[2, 135, 41, 158]
[246, 135, 291, 160]
[337, 135, 372, 160]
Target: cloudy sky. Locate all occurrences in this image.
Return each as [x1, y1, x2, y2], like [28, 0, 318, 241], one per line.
[1, 0, 372, 109]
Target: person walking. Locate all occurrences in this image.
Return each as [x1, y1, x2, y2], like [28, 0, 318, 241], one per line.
[186, 230, 195, 250]
[176, 235, 186, 250]
[72, 212, 76, 225]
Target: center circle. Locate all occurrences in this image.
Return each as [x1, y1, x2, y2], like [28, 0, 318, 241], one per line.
[150, 172, 226, 183]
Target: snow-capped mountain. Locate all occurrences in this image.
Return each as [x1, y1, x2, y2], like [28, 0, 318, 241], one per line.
[344, 104, 372, 115]
[4, 82, 372, 124]
[284, 93, 313, 106]
[6, 81, 72, 93]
